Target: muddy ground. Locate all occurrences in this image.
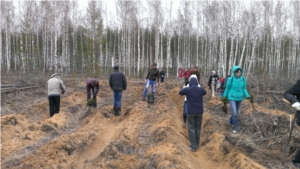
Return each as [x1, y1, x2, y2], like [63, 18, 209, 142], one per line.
[1, 74, 299, 169]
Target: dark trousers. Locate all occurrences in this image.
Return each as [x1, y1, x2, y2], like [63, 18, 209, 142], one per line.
[160, 77, 164, 83]
[187, 114, 203, 149]
[48, 95, 60, 117]
[87, 86, 97, 107]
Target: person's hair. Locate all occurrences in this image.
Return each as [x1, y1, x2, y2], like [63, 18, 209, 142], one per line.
[92, 80, 98, 86]
[152, 63, 157, 66]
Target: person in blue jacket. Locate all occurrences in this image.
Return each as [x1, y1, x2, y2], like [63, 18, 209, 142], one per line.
[223, 66, 250, 133]
[179, 77, 207, 152]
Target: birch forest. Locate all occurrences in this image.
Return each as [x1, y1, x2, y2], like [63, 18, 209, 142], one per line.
[1, 1, 300, 79]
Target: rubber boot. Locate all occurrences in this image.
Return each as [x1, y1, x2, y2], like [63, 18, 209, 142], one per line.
[115, 108, 121, 116]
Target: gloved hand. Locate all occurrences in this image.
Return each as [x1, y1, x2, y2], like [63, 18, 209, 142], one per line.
[292, 102, 300, 111]
[93, 94, 96, 98]
[61, 91, 65, 94]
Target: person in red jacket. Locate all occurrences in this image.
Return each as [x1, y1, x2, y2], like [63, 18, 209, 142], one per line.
[183, 68, 191, 84]
[178, 67, 184, 78]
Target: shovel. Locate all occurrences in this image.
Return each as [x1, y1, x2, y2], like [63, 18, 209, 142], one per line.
[280, 98, 297, 164]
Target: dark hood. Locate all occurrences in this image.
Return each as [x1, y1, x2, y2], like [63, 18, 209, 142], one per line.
[189, 77, 198, 86]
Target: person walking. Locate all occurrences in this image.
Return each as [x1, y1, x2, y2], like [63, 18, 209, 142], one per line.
[160, 68, 165, 83]
[109, 65, 127, 116]
[47, 73, 66, 117]
[223, 66, 250, 133]
[142, 63, 160, 101]
[207, 70, 219, 96]
[179, 76, 207, 152]
[283, 78, 300, 168]
[181, 74, 201, 127]
[86, 78, 99, 108]
[191, 66, 201, 82]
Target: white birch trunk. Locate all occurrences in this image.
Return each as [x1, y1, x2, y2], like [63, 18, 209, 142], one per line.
[137, 26, 141, 77]
[127, 30, 131, 75]
[239, 38, 247, 67]
[104, 31, 111, 71]
[81, 32, 85, 75]
[6, 29, 11, 73]
[141, 29, 145, 72]
[275, 39, 281, 73]
[99, 31, 103, 71]
[246, 38, 257, 78]
[160, 33, 163, 68]
[166, 33, 171, 77]
[54, 29, 58, 73]
[228, 37, 234, 70]
[233, 38, 239, 67]
[155, 29, 159, 65]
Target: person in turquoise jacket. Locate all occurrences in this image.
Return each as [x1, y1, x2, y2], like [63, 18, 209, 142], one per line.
[223, 66, 250, 133]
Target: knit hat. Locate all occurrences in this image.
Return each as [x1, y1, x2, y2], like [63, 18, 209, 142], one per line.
[212, 71, 216, 75]
[51, 73, 58, 78]
[113, 65, 119, 70]
[152, 63, 157, 66]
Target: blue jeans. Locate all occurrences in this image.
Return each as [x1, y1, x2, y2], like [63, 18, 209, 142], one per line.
[114, 91, 122, 109]
[229, 100, 242, 131]
[183, 101, 187, 123]
[143, 80, 156, 98]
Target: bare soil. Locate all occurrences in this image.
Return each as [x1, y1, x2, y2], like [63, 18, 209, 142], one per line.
[1, 74, 299, 169]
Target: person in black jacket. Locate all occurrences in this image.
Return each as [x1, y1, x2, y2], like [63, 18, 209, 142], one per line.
[283, 79, 300, 168]
[179, 77, 207, 152]
[143, 63, 160, 101]
[160, 68, 165, 83]
[109, 65, 127, 116]
[207, 70, 219, 95]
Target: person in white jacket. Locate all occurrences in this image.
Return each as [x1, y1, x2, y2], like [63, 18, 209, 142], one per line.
[47, 73, 66, 117]
[182, 74, 201, 127]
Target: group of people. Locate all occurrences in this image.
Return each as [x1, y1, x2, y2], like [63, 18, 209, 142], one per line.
[46, 64, 300, 167]
[179, 65, 300, 168]
[46, 63, 163, 117]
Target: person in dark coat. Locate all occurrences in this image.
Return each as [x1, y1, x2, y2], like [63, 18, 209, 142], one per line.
[191, 66, 201, 82]
[207, 70, 219, 95]
[283, 79, 300, 168]
[143, 63, 160, 101]
[179, 77, 207, 152]
[86, 78, 99, 108]
[109, 65, 127, 116]
[160, 68, 165, 83]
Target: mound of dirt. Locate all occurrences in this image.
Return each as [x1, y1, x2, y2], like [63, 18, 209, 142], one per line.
[1, 77, 299, 169]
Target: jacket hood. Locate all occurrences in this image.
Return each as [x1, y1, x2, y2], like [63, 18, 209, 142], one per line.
[231, 66, 243, 78]
[189, 74, 197, 81]
[189, 77, 198, 86]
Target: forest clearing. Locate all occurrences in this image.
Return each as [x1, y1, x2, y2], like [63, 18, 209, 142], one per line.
[1, 72, 299, 169]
